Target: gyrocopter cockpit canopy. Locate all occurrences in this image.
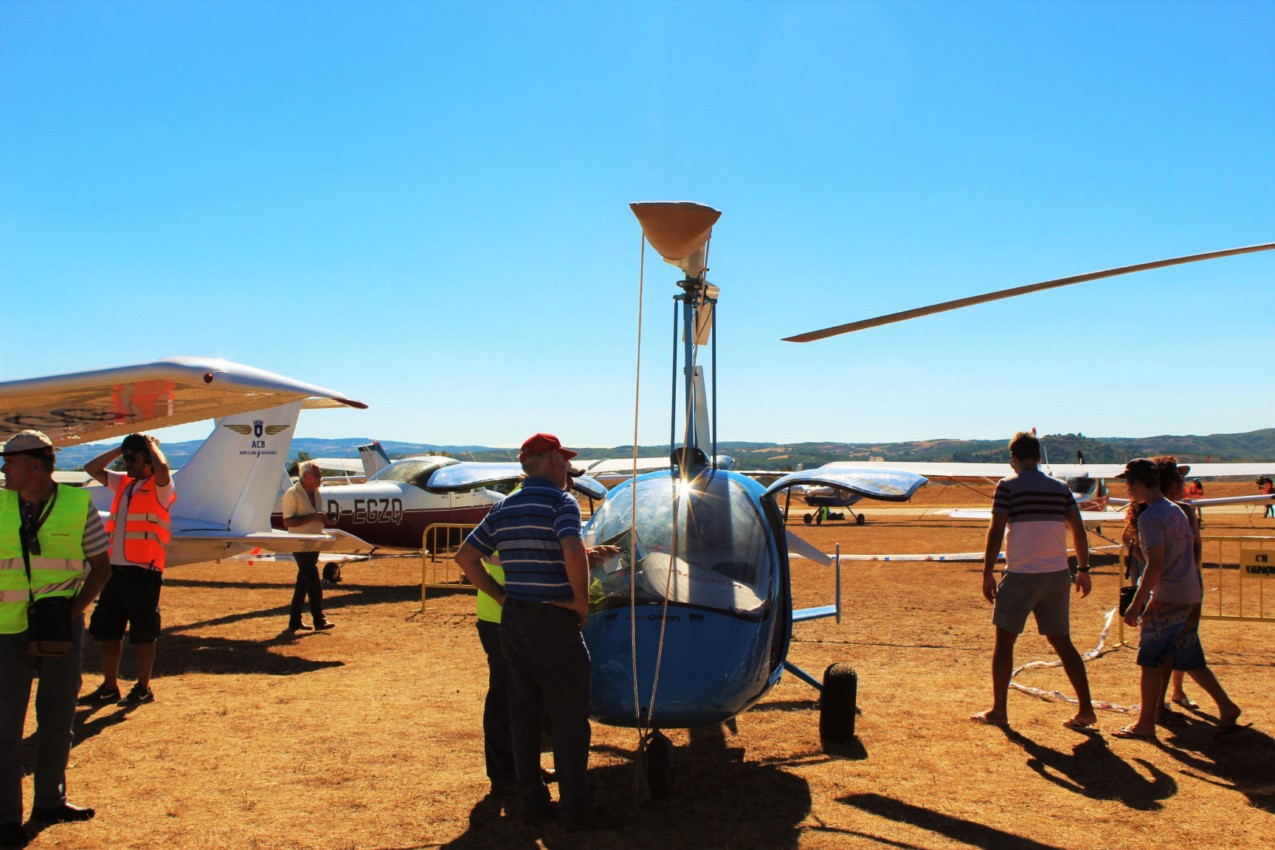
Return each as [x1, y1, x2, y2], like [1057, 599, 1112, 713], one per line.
[584, 471, 776, 617]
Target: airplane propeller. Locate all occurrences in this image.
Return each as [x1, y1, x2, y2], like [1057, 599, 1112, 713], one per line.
[784, 241, 1275, 343]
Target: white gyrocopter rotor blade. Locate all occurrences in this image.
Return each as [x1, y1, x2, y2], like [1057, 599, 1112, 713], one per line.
[784, 241, 1275, 343]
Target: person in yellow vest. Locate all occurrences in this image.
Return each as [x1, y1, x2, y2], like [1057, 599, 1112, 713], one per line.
[81, 433, 175, 709]
[475, 552, 517, 797]
[1, 430, 111, 847]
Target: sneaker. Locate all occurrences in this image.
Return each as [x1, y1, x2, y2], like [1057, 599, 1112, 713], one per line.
[288, 622, 314, 631]
[78, 683, 121, 705]
[29, 802, 94, 824]
[314, 621, 335, 631]
[118, 686, 154, 708]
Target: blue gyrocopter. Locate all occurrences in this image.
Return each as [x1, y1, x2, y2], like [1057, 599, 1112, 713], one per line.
[581, 202, 926, 792]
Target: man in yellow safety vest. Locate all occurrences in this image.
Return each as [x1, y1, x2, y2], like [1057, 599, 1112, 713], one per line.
[0, 430, 111, 848]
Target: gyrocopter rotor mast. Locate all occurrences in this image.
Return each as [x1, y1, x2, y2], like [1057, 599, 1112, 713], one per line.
[630, 202, 722, 473]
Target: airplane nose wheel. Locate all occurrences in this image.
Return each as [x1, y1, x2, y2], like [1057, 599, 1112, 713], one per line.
[640, 730, 675, 799]
[819, 663, 858, 743]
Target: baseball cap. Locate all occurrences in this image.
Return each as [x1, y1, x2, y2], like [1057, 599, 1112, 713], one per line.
[1, 430, 56, 456]
[1115, 458, 1160, 485]
[519, 432, 577, 463]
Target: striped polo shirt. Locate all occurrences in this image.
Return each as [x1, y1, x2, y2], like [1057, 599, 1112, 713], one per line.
[992, 467, 1076, 574]
[464, 476, 581, 602]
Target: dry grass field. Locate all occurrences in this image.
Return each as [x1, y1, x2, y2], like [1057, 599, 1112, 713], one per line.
[19, 483, 1275, 849]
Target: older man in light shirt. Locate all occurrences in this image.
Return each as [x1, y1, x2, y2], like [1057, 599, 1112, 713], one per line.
[282, 461, 333, 632]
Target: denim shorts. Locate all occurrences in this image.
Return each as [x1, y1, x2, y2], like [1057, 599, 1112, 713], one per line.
[1136, 601, 1206, 670]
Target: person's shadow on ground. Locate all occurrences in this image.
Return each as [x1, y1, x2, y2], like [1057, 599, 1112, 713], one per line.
[443, 722, 814, 849]
[1156, 711, 1274, 812]
[1001, 726, 1176, 810]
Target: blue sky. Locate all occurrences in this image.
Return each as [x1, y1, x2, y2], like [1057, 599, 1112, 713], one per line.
[3, 0, 1272, 450]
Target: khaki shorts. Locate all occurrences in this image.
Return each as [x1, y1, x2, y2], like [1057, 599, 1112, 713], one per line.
[992, 569, 1072, 636]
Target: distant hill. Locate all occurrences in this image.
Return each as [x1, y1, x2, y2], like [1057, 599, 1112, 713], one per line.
[51, 428, 1275, 474]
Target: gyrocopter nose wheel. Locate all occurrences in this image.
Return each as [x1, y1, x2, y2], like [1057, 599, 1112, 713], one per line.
[819, 663, 858, 742]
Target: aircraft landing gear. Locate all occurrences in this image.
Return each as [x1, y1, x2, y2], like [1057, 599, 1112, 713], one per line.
[855, 513, 866, 526]
[819, 663, 858, 743]
[640, 730, 675, 799]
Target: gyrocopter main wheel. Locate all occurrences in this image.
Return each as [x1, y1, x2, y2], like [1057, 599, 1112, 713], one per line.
[819, 663, 858, 742]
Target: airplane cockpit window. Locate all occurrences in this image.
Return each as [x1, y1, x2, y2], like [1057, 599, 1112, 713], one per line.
[1066, 476, 1096, 497]
[369, 457, 459, 489]
[584, 472, 773, 617]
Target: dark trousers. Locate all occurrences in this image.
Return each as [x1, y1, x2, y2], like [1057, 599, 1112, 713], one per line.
[289, 552, 325, 625]
[477, 620, 516, 789]
[499, 601, 593, 819]
[0, 619, 85, 825]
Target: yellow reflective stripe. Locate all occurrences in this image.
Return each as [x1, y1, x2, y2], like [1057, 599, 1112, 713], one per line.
[34, 577, 83, 595]
[0, 561, 24, 572]
[0, 590, 28, 603]
[124, 531, 164, 542]
[125, 513, 171, 529]
[26, 557, 85, 574]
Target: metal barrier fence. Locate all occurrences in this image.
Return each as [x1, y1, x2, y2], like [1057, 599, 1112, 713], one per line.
[419, 522, 478, 609]
[1199, 535, 1275, 623]
[1113, 535, 1275, 646]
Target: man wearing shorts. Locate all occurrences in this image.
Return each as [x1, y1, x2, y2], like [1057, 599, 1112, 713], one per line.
[81, 434, 175, 709]
[1114, 458, 1241, 739]
[972, 431, 1096, 729]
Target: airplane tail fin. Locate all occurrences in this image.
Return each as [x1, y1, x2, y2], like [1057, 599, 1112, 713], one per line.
[358, 441, 390, 477]
[171, 402, 302, 533]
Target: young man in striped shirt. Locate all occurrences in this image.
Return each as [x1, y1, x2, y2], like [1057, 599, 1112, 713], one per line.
[972, 431, 1096, 729]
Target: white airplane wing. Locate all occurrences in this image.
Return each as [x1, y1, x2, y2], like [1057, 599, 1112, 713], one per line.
[948, 508, 1119, 525]
[0, 356, 366, 446]
[821, 460, 1008, 481]
[824, 459, 1275, 482]
[764, 467, 928, 502]
[311, 457, 365, 473]
[1183, 493, 1275, 508]
[424, 462, 609, 501]
[577, 457, 670, 477]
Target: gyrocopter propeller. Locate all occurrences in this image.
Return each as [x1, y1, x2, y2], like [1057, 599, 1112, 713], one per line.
[581, 202, 926, 797]
[784, 242, 1275, 343]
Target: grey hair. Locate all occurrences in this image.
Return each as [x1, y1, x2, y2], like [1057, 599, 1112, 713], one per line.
[299, 461, 322, 477]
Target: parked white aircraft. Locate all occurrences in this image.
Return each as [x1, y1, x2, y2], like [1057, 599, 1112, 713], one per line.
[271, 454, 608, 551]
[1, 357, 367, 565]
[815, 458, 1275, 524]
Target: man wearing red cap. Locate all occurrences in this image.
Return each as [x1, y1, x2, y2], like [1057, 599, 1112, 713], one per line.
[455, 433, 616, 831]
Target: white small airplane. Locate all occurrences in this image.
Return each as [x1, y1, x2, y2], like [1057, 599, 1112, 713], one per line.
[271, 453, 608, 551]
[1, 357, 367, 566]
[816, 458, 1275, 525]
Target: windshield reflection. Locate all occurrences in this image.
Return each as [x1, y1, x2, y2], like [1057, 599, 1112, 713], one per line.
[368, 457, 458, 489]
[585, 472, 773, 616]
